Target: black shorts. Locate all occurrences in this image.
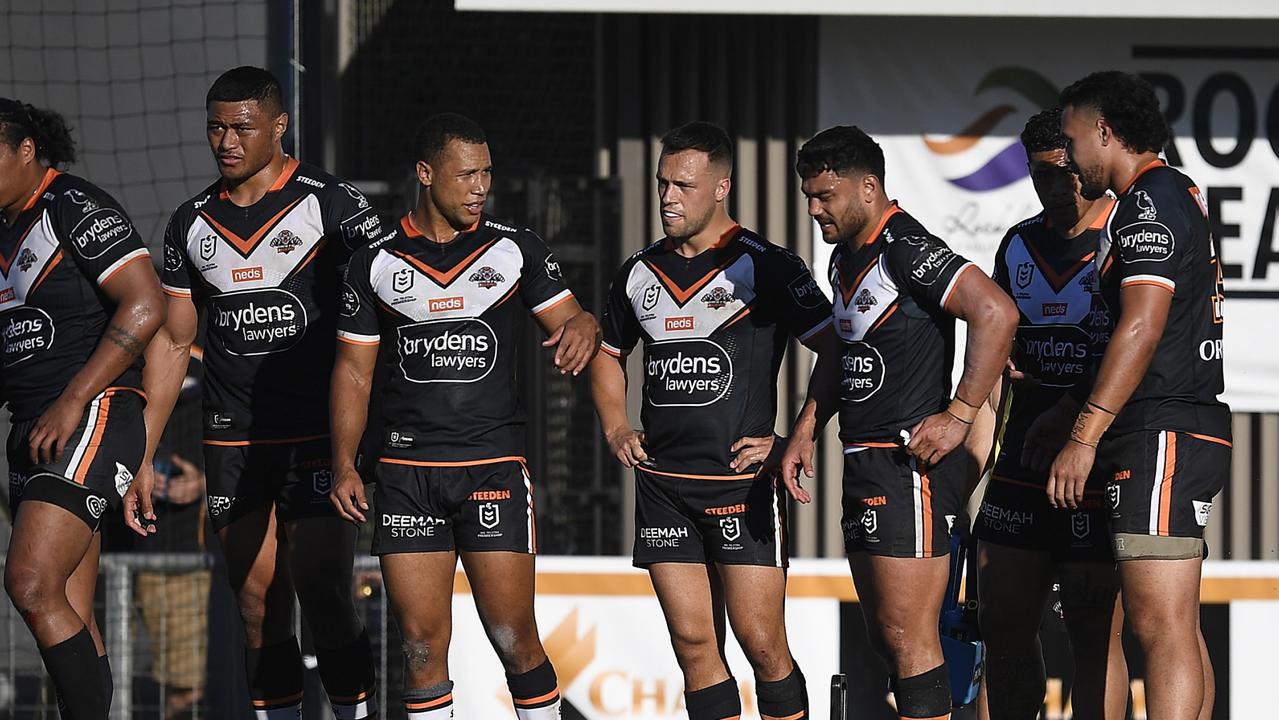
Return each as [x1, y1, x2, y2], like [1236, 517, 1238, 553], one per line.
[974, 477, 1112, 562]
[632, 468, 787, 569]
[203, 436, 337, 531]
[6, 388, 145, 532]
[371, 457, 536, 555]
[1097, 429, 1231, 559]
[841, 444, 965, 558]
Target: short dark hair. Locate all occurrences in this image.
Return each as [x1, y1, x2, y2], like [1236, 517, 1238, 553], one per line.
[206, 66, 285, 116]
[660, 121, 733, 174]
[414, 113, 487, 165]
[796, 125, 885, 182]
[1059, 71, 1169, 155]
[0, 98, 76, 166]
[1020, 108, 1066, 154]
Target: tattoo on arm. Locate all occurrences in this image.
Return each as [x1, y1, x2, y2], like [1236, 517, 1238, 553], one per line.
[104, 324, 145, 358]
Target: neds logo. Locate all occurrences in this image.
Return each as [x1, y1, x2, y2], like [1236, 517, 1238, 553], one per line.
[428, 296, 464, 313]
[665, 316, 694, 332]
[232, 267, 264, 283]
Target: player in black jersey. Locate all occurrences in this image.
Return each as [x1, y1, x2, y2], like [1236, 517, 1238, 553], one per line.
[1057, 71, 1230, 720]
[331, 113, 598, 720]
[591, 122, 833, 720]
[144, 68, 379, 719]
[781, 126, 1017, 720]
[0, 100, 164, 719]
[973, 109, 1127, 720]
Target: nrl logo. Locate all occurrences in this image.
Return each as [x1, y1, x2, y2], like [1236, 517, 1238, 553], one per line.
[642, 284, 661, 311]
[700, 286, 735, 309]
[1016, 261, 1034, 289]
[270, 229, 303, 255]
[720, 516, 741, 541]
[1071, 512, 1090, 539]
[199, 235, 217, 261]
[861, 508, 878, 534]
[478, 502, 501, 529]
[16, 248, 38, 272]
[468, 266, 505, 289]
[392, 268, 414, 293]
[312, 469, 333, 495]
[1107, 484, 1121, 510]
[854, 288, 877, 313]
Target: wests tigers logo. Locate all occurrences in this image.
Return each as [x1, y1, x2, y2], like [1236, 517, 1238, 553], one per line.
[468, 266, 505, 289]
[270, 229, 302, 255]
[854, 288, 877, 313]
[700, 286, 735, 309]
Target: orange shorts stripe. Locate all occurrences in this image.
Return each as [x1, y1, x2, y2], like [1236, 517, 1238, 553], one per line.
[74, 394, 113, 484]
[920, 470, 933, 558]
[762, 711, 807, 720]
[379, 455, 527, 468]
[202, 433, 329, 447]
[251, 691, 304, 708]
[1188, 432, 1232, 448]
[1159, 432, 1176, 536]
[640, 467, 757, 482]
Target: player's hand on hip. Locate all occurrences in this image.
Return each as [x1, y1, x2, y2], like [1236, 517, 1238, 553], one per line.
[779, 434, 814, 504]
[331, 467, 369, 524]
[543, 311, 601, 376]
[122, 463, 158, 537]
[27, 394, 85, 464]
[1047, 440, 1095, 510]
[605, 427, 648, 468]
[907, 411, 970, 467]
[729, 435, 774, 473]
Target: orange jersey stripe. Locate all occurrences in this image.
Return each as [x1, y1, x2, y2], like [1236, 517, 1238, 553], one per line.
[379, 455, 527, 468]
[203, 433, 329, 447]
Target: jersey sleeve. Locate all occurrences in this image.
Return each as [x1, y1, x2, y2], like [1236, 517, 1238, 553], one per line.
[991, 229, 1014, 296]
[885, 233, 977, 311]
[325, 182, 383, 258]
[53, 183, 151, 289]
[765, 248, 833, 343]
[1110, 189, 1180, 295]
[336, 246, 381, 347]
[600, 263, 640, 358]
[515, 229, 574, 317]
[161, 213, 194, 299]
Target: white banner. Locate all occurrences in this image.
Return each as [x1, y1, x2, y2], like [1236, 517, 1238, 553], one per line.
[816, 17, 1279, 411]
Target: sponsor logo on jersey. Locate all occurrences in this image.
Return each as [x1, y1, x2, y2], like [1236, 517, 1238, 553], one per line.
[854, 288, 877, 313]
[664, 316, 694, 332]
[700, 286, 735, 309]
[16, 248, 38, 272]
[788, 274, 825, 309]
[468, 266, 505, 289]
[1016, 261, 1034, 289]
[85, 495, 108, 519]
[1134, 190, 1158, 220]
[0, 288, 14, 304]
[645, 339, 733, 407]
[428, 296, 465, 313]
[1015, 326, 1090, 384]
[980, 502, 1034, 534]
[383, 513, 444, 538]
[863, 495, 887, 507]
[270, 229, 303, 255]
[207, 495, 238, 518]
[8, 471, 27, 499]
[1192, 500, 1213, 527]
[478, 502, 501, 529]
[840, 341, 885, 402]
[860, 508, 878, 535]
[232, 266, 264, 283]
[200, 235, 217, 261]
[719, 517, 742, 543]
[839, 318, 852, 333]
[642, 284, 661, 311]
[208, 288, 308, 356]
[340, 283, 360, 317]
[704, 503, 747, 516]
[1042, 303, 1068, 317]
[295, 175, 325, 189]
[71, 209, 132, 259]
[341, 183, 371, 210]
[640, 526, 689, 548]
[64, 188, 100, 214]
[1116, 222, 1174, 262]
[908, 239, 959, 286]
[1199, 338, 1224, 361]
[113, 463, 134, 497]
[484, 219, 519, 234]
[1, 307, 55, 367]
[468, 490, 512, 501]
[345, 213, 381, 244]
[393, 268, 414, 293]
[163, 243, 183, 272]
[1079, 268, 1097, 292]
[312, 469, 333, 495]
[396, 318, 498, 384]
[1071, 512, 1091, 539]
[209, 413, 234, 430]
[545, 255, 563, 282]
[387, 430, 416, 449]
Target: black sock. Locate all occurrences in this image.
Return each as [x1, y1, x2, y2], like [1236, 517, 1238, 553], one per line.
[40, 626, 106, 719]
[891, 664, 951, 719]
[244, 637, 305, 715]
[99, 654, 112, 710]
[315, 628, 378, 719]
[757, 662, 809, 719]
[506, 658, 560, 716]
[685, 677, 740, 720]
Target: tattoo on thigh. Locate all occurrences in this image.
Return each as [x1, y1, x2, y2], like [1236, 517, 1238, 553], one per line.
[104, 324, 145, 358]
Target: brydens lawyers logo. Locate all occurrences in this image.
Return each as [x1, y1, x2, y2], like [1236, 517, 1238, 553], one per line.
[270, 229, 302, 255]
[469, 266, 504, 289]
[700, 286, 734, 309]
[924, 67, 1058, 192]
[854, 288, 877, 313]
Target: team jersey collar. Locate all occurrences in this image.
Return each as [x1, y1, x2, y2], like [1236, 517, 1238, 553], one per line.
[1118, 158, 1166, 196]
[217, 156, 299, 204]
[663, 222, 741, 254]
[863, 201, 903, 246]
[19, 167, 60, 215]
[399, 213, 482, 244]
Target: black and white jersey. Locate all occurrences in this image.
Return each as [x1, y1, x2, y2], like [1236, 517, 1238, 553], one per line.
[991, 206, 1113, 483]
[600, 225, 833, 478]
[830, 203, 976, 446]
[0, 170, 151, 421]
[162, 158, 382, 443]
[1098, 161, 1230, 439]
[338, 214, 574, 465]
